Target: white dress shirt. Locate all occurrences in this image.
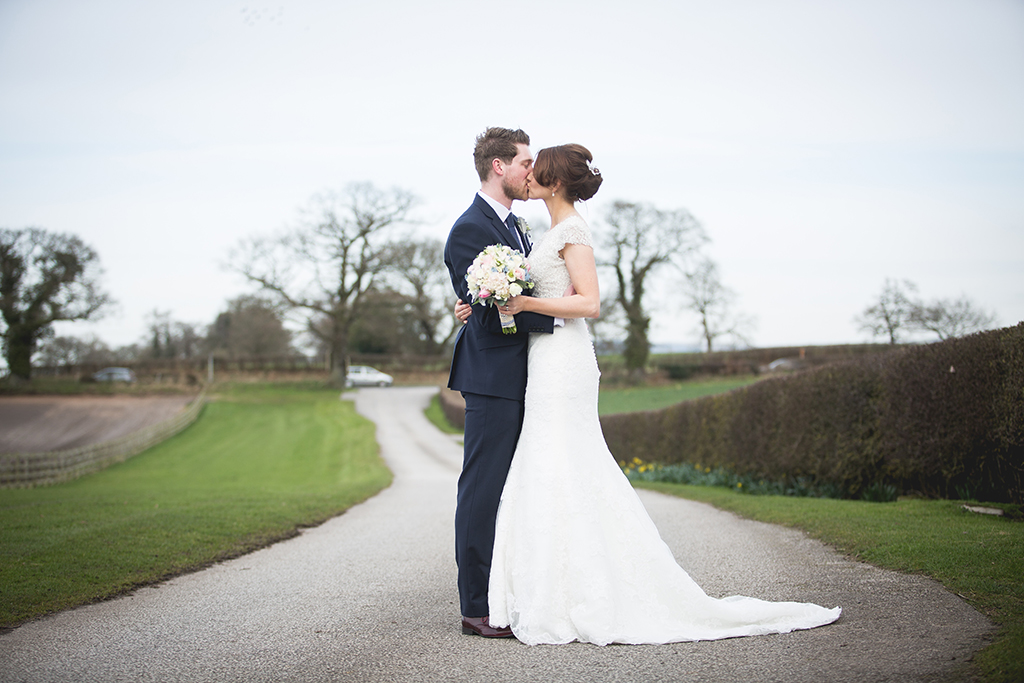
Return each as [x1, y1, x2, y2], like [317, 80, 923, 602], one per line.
[477, 190, 524, 251]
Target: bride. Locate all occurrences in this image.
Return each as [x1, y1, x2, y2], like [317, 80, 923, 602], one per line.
[461, 143, 840, 646]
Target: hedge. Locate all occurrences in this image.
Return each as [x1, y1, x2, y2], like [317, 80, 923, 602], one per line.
[439, 387, 466, 430]
[600, 323, 1024, 503]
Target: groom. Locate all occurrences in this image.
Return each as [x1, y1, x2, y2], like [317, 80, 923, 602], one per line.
[444, 127, 554, 637]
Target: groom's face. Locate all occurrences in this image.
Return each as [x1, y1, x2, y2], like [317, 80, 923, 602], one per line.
[500, 143, 533, 202]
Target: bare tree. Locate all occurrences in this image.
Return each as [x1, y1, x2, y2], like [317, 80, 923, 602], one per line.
[380, 237, 459, 354]
[854, 278, 919, 344]
[346, 286, 420, 354]
[230, 183, 417, 385]
[207, 295, 292, 358]
[141, 310, 204, 360]
[0, 227, 111, 380]
[910, 296, 997, 340]
[589, 289, 628, 356]
[682, 258, 755, 352]
[35, 335, 114, 370]
[599, 201, 705, 375]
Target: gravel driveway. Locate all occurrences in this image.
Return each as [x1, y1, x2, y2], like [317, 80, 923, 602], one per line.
[0, 386, 993, 682]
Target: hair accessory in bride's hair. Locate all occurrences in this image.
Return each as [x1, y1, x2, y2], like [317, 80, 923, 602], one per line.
[587, 160, 601, 176]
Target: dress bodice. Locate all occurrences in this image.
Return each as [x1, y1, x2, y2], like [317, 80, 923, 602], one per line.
[527, 215, 593, 299]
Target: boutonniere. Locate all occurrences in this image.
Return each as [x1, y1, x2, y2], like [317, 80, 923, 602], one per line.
[516, 217, 531, 236]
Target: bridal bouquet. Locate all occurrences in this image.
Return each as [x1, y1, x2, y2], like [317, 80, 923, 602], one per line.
[465, 244, 534, 334]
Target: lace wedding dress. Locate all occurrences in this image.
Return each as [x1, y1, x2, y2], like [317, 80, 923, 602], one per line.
[488, 215, 841, 646]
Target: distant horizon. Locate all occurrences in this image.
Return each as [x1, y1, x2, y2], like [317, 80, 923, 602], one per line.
[12, 326, 1010, 375]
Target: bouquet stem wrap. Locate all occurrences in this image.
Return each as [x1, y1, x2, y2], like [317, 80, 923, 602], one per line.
[498, 310, 516, 332]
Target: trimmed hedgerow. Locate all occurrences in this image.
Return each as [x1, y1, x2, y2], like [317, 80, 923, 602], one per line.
[438, 387, 466, 430]
[601, 323, 1024, 503]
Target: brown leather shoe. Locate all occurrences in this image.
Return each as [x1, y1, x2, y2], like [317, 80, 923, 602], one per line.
[461, 616, 514, 638]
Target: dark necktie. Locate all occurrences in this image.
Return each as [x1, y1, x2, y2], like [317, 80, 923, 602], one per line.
[505, 214, 524, 252]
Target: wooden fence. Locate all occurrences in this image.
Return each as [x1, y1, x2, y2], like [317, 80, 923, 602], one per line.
[32, 353, 451, 382]
[0, 391, 207, 488]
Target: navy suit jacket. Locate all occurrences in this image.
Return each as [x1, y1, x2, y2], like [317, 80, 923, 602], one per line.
[444, 194, 554, 401]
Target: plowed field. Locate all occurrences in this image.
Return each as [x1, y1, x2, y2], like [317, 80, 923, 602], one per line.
[0, 396, 194, 454]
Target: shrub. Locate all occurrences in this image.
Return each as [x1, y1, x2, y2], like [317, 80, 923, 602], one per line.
[438, 388, 465, 430]
[602, 323, 1024, 503]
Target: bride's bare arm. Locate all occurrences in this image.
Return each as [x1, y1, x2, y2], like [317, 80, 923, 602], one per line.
[505, 244, 600, 319]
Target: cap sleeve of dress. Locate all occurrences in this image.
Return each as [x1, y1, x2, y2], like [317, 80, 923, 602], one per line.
[553, 215, 593, 251]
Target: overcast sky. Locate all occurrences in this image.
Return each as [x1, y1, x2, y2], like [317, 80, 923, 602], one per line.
[2, 0, 1022, 353]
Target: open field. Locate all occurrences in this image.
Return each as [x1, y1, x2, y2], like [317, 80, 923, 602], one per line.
[597, 375, 761, 415]
[0, 395, 195, 454]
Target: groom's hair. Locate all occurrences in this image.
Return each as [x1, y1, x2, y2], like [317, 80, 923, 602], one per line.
[474, 127, 530, 182]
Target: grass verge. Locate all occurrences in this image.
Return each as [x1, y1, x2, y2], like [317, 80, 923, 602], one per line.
[638, 482, 1024, 683]
[425, 394, 463, 435]
[0, 382, 391, 629]
[597, 376, 760, 415]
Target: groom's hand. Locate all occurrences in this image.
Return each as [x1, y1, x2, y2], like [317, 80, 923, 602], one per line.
[454, 299, 473, 323]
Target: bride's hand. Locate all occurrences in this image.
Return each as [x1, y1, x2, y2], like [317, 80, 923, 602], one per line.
[503, 295, 528, 315]
[454, 299, 473, 323]
[563, 284, 576, 297]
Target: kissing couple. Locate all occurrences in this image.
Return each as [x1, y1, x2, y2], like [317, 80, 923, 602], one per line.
[443, 127, 840, 645]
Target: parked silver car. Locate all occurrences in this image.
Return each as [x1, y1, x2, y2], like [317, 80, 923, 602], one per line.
[345, 365, 393, 388]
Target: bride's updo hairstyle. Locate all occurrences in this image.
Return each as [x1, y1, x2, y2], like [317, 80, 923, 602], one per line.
[533, 144, 603, 202]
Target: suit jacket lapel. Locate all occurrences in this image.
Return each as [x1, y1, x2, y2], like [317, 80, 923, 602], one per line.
[473, 194, 517, 250]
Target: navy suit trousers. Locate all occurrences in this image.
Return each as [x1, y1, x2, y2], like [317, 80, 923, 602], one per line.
[455, 391, 525, 617]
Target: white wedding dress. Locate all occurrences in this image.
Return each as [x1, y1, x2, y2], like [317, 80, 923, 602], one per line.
[488, 215, 841, 646]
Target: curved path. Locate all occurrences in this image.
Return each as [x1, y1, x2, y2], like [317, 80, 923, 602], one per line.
[0, 387, 993, 682]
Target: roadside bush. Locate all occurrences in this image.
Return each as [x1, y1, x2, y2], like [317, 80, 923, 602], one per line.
[601, 323, 1024, 503]
[438, 388, 465, 430]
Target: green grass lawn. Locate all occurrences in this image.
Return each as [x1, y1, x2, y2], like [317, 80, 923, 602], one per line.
[0, 382, 391, 628]
[639, 482, 1024, 683]
[597, 375, 760, 415]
